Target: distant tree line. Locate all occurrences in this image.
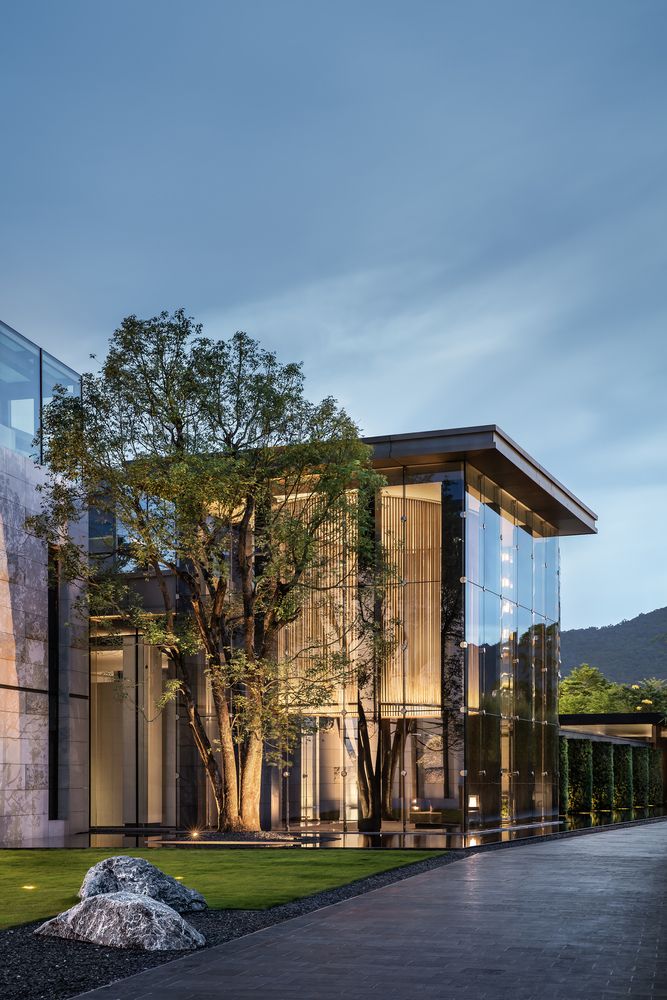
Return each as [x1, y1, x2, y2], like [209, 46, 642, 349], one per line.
[559, 663, 667, 715]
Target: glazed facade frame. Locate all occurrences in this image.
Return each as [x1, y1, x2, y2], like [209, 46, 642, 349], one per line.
[89, 442, 581, 843]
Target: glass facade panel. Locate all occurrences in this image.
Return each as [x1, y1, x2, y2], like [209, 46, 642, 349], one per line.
[500, 598, 517, 721]
[545, 621, 560, 726]
[464, 464, 560, 836]
[467, 712, 501, 829]
[0, 321, 40, 457]
[516, 506, 533, 610]
[500, 492, 516, 602]
[482, 589, 501, 713]
[533, 529, 547, 618]
[465, 469, 484, 586]
[516, 606, 533, 721]
[0, 322, 80, 460]
[41, 352, 81, 407]
[90, 636, 179, 828]
[545, 533, 560, 623]
[482, 479, 501, 596]
[465, 583, 482, 711]
[513, 719, 536, 821]
[533, 614, 547, 724]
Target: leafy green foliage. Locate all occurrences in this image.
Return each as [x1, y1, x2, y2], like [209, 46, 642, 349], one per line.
[28, 310, 391, 830]
[559, 664, 626, 713]
[559, 664, 667, 715]
[559, 736, 569, 814]
[567, 739, 593, 813]
[591, 741, 614, 811]
[613, 745, 633, 809]
[632, 746, 649, 808]
[648, 748, 663, 805]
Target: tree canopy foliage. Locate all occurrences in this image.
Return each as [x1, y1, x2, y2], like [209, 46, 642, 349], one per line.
[559, 663, 667, 716]
[30, 309, 389, 830]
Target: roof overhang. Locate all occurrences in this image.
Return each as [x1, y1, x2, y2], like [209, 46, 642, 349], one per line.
[364, 424, 597, 536]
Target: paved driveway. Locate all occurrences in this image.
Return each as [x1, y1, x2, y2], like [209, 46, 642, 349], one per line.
[77, 823, 667, 999]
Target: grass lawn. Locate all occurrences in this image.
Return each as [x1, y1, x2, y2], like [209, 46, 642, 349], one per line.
[0, 848, 443, 930]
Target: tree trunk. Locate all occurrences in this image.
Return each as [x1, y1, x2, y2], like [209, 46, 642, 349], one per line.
[240, 732, 264, 830]
[357, 696, 381, 831]
[210, 677, 244, 831]
[381, 719, 410, 820]
[175, 660, 226, 830]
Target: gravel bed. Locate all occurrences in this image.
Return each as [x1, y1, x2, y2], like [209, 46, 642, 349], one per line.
[0, 851, 461, 1000]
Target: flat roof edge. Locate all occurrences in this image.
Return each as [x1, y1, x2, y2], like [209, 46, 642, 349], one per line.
[363, 424, 597, 536]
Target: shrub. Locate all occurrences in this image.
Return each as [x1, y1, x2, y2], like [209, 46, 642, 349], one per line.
[591, 741, 614, 811]
[559, 737, 569, 814]
[613, 745, 633, 809]
[567, 738, 593, 812]
[648, 748, 664, 805]
[633, 746, 649, 808]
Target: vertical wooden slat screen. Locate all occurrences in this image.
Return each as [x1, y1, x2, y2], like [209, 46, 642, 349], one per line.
[380, 494, 441, 715]
[277, 495, 357, 711]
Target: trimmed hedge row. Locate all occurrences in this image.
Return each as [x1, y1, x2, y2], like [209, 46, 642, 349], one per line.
[649, 748, 663, 805]
[633, 746, 649, 808]
[559, 736, 569, 813]
[613, 745, 633, 809]
[591, 741, 614, 811]
[568, 738, 593, 812]
[559, 738, 664, 813]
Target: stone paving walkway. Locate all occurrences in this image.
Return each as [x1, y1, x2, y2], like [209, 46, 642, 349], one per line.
[77, 823, 667, 999]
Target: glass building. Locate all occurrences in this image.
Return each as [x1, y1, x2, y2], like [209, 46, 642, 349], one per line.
[89, 425, 596, 846]
[0, 319, 81, 460]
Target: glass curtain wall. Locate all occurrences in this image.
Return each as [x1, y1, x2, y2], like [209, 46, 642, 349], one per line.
[274, 466, 465, 834]
[376, 468, 465, 833]
[0, 321, 80, 460]
[465, 465, 560, 835]
[90, 632, 180, 830]
[0, 321, 40, 457]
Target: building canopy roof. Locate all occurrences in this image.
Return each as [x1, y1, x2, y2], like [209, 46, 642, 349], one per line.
[364, 424, 597, 536]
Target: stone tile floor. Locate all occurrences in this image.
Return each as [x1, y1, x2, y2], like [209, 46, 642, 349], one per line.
[76, 823, 667, 999]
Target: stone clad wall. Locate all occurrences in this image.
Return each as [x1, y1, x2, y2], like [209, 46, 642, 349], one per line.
[0, 444, 88, 846]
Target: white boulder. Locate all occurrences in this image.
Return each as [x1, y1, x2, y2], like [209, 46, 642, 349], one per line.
[34, 891, 206, 951]
[79, 856, 207, 912]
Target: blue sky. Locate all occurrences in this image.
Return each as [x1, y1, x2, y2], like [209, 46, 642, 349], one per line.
[1, 1, 666, 629]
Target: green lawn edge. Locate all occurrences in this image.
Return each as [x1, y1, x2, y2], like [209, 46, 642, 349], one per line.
[0, 848, 445, 930]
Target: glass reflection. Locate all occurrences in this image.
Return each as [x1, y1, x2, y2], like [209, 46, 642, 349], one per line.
[0, 321, 39, 457]
[464, 465, 560, 834]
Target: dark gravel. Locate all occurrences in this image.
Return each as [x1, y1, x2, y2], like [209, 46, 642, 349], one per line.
[0, 851, 461, 1000]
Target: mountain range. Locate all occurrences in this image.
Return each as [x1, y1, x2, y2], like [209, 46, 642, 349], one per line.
[560, 606, 667, 683]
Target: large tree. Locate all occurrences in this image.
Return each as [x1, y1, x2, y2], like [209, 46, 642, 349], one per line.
[32, 310, 387, 831]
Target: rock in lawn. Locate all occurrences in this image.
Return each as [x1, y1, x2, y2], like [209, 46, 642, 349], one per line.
[34, 892, 206, 950]
[79, 856, 207, 912]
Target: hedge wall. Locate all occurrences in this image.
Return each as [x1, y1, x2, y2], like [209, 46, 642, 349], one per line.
[649, 748, 664, 806]
[559, 737, 569, 814]
[591, 741, 614, 811]
[613, 745, 633, 809]
[568, 738, 593, 812]
[633, 746, 649, 808]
